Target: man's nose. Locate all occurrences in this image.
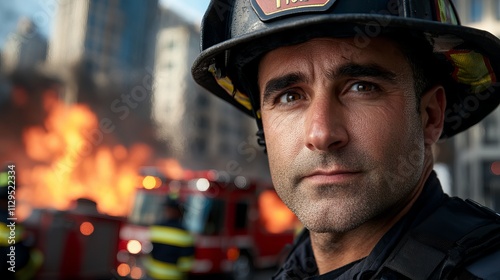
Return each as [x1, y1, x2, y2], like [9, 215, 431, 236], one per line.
[304, 96, 348, 151]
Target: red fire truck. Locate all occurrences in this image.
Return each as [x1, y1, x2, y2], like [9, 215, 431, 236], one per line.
[118, 169, 299, 279]
[24, 198, 126, 279]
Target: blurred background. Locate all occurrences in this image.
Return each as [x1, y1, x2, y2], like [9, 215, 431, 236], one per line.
[0, 0, 498, 279]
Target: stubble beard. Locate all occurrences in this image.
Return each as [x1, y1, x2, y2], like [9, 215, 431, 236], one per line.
[271, 146, 423, 234]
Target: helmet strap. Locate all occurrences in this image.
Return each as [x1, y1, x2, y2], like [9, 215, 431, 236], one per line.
[256, 127, 266, 153]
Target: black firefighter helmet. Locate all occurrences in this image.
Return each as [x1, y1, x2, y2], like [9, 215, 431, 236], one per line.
[192, 0, 500, 140]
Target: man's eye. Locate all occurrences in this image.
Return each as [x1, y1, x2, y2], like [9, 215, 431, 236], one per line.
[278, 92, 302, 104]
[349, 82, 378, 92]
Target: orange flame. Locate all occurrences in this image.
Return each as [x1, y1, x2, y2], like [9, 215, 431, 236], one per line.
[156, 158, 184, 180]
[17, 93, 183, 219]
[258, 189, 299, 234]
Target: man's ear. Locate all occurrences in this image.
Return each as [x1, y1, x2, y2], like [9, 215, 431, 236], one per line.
[420, 85, 446, 145]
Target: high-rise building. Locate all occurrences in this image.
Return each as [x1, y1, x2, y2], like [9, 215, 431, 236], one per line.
[1, 17, 47, 73]
[152, 8, 270, 179]
[453, 0, 500, 37]
[47, 0, 158, 89]
[452, 0, 500, 210]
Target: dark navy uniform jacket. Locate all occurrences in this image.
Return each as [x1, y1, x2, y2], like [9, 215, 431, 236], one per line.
[273, 171, 500, 280]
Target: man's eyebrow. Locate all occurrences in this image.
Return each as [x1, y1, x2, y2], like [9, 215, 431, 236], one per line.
[329, 63, 397, 81]
[261, 73, 306, 104]
[260, 64, 396, 104]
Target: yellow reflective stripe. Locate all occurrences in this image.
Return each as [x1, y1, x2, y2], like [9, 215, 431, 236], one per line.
[150, 226, 194, 247]
[145, 256, 183, 280]
[209, 64, 253, 111]
[234, 90, 252, 111]
[0, 171, 8, 187]
[448, 50, 495, 93]
[178, 256, 194, 272]
[0, 223, 23, 245]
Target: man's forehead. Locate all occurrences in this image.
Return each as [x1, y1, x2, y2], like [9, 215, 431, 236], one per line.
[259, 36, 404, 69]
[257, 36, 409, 90]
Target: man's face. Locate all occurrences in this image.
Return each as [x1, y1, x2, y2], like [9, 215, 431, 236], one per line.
[258, 37, 427, 233]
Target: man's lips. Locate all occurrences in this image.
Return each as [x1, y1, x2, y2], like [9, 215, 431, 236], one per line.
[302, 169, 361, 184]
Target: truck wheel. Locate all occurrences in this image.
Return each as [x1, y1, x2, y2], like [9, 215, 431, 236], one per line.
[231, 252, 254, 280]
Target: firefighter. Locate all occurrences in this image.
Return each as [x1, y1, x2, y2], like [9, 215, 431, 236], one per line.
[191, 1, 500, 279]
[0, 165, 43, 279]
[145, 196, 194, 280]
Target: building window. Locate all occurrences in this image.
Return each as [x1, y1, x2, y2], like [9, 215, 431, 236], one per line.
[481, 114, 499, 146]
[496, 0, 500, 20]
[167, 39, 175, 50]
[191, 138, 206, 154]
[217, 121, 230, 134]
[196, 95, 210, 107]
[218, 142, 231, 156]
[470, 0, 483, 22]
[196, 117, 209, 130]
[234, 201, 249, 230]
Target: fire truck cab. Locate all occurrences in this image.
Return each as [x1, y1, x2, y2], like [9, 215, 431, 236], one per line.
[121, 169, 298, 279]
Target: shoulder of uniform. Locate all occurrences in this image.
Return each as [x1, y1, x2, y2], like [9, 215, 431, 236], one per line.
[373, 197, 500, 279]
[419, 198, 500, 258]
[461, 198, 500, 220]
[458, 199, 500, 280]
[464, 249, 500, 280]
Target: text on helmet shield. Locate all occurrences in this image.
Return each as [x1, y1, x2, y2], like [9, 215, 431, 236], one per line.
[252, 0, 336, 21]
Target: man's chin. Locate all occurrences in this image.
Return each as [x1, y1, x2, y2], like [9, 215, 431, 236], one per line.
[297, 209, 362, 234]
[302, 220, 357, 234]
